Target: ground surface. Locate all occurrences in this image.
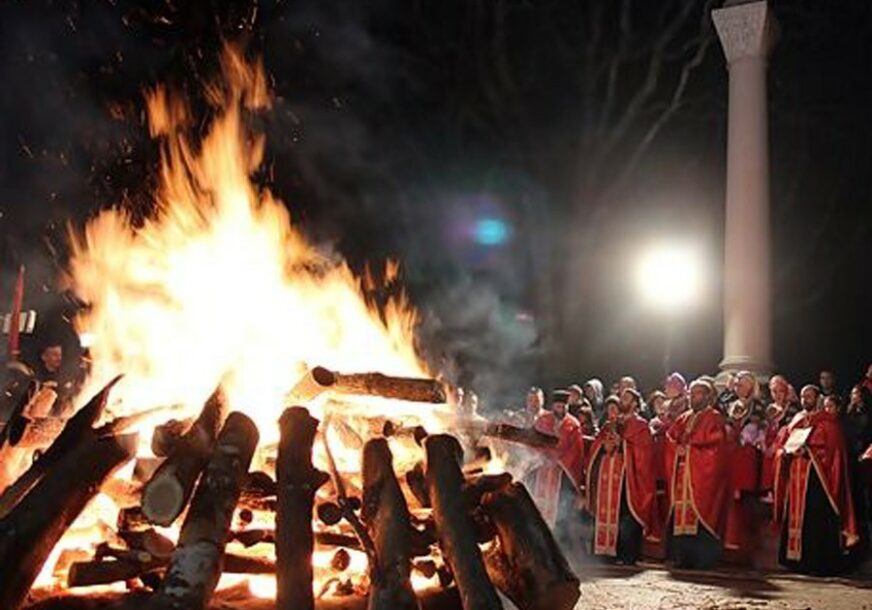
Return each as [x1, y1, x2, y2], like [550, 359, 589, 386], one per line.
[574, 564, 872, 610]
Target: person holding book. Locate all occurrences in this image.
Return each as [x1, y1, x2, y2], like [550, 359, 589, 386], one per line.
[773, 384, 860, 575]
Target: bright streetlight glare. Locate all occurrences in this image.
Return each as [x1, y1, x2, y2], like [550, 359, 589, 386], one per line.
[635, 243, 703, 312]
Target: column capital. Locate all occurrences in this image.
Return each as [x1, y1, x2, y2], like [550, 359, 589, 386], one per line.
[712, 1, 777, 64]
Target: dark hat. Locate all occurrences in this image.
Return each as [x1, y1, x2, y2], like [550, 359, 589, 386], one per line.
[551, 389, 571, 404]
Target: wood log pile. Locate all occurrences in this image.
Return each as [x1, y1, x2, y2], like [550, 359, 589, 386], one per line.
[0, 368, 578, 610]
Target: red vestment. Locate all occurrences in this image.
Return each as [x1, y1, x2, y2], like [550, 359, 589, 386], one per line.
[530, 411, 586, 526]
[585, 415, 660, 555]
[760, 405, 788, 492]
[773, 410, 860, 561]
[723, 424, 760, 555]
[665, 407, 730, 539]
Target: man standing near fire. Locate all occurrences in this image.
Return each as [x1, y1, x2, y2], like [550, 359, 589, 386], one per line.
[665, 378, 730, 569]
[585, 388, 660, 564]
[531, 390, 586, 536]
[774, 384, 859, 575]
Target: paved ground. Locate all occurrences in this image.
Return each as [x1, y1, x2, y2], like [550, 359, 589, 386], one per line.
[573, 564, 872, 610]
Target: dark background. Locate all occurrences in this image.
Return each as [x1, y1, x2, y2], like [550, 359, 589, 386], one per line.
[0, 0, 870, 409]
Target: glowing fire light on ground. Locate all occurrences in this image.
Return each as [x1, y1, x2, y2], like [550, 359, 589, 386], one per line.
[29, 45, 455, 598]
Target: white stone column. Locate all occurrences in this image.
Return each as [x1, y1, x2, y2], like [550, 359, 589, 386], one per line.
[713, 0, 777, 376]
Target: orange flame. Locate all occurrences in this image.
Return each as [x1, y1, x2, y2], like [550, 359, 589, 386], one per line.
[36, 45, 452, 596]
[68, 45, 429, 438]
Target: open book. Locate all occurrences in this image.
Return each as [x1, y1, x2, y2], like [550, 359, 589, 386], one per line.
[783, 426, 812, 455]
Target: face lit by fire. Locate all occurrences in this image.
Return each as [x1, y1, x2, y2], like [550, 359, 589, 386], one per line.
[526, 388, 543, 414]
[605, 398, 619, 422]
[651, 394, 667, 417]
[619, 389, 638, 418]
[689, 383, 711, 412]
[800, 386, 820, 412]
[819, 370, 836, 393]
[664, 375, 685, 399]
[735, 374, 756, 401]
[769, 376, 789, 406]
[41, 345, 63, 373]
[552, 399, 567, 419]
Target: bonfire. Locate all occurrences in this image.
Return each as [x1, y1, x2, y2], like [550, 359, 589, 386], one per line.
[0, 46, 579, 610]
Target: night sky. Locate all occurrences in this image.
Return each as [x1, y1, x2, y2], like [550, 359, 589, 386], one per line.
[1, 1, 871, 408]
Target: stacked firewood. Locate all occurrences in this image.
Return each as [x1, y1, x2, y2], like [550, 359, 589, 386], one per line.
[0, 369, 580, 610]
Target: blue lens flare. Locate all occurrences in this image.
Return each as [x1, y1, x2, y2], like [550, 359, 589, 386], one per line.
[473, 217, 510, 246]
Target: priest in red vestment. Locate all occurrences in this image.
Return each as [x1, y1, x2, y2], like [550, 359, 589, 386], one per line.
[774, 384, 860, 575]
[665, 378, 730, 569]
[723, 371, 765, 562]
[585, 388, 660, 564]
[531, 390, 586, 532]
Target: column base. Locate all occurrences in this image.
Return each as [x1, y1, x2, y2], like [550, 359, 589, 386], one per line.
[718, 355, 774, 385]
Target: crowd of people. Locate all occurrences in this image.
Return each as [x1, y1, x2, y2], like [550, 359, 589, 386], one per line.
[506, 367, 872, 576]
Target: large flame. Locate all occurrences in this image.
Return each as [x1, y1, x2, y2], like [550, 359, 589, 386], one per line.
[69, 47, 428, 437]
[36, 46, 450, 597]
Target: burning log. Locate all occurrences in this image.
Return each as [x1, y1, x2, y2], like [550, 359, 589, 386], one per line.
[276, 406, 330, 610]
[101, 478, 143, 509]
[0, 432, 138, 610]
[424, 434, 503, 610]
[289, 366, 446, 404]
[481, 483, 580, 610]
[141, 388, 226, 526]
[150, 418, 193, 457]
[68, 557, 159, 588]
[153, 412, 258, 610]
[462, 473, 512, 509]
[405, 463, 430, 509]
[381, 420, 428, 445]
[97, 405, 184, 437]
[361, 438, 418, 610]
[317, 501, 343, 526]
[480, 423, 557, 450]
[5, 415, 66, 449]
[68, 552, 276, 588]
[0, 377, 120, 517]
[117, 529, 175, 559]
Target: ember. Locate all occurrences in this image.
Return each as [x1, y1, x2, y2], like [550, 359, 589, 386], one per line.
[0, 44, 578, 610]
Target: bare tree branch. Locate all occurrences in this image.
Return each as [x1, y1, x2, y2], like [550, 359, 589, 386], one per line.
[610, 0, 717, 192]
[597, 0, 634, 139]
[598, 0, 699, 161]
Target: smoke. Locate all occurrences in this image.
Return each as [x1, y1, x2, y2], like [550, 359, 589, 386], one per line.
[417, 275, 539, 413]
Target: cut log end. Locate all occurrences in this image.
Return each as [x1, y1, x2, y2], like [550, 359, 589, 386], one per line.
[141, 476, 185, 527]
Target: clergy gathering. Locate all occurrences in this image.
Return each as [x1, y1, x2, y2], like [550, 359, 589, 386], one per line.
[500, 368, 872, 577]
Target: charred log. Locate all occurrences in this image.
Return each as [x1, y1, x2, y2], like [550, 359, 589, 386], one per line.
[289, 367, 446, 404]
[141, 388, 226, 526]
[0, 432, 137, 610]
[150, 418, 193, 457]
[153, 412, 258, 610]
[481, 482, 580, 610]
[0, 377, 120, 517]
[424, 434, 503, 610]
[276, 406, 329, 610]
[6, 416, 66, 449]
[68, 552, 275, 588]
[361, 438, 418, 610]
[481, 423, 557, 450]
[405, 463, 430, 509]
